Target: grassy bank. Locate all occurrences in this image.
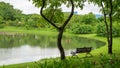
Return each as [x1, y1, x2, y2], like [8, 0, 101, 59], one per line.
[0, 26, 58, 36]
[0, 27, 120, 68]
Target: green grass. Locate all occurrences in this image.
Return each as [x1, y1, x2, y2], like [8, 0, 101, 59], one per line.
[0, 26, 58, 36]
[1, 55, 120, 68]
[0, 26, 120, 68]
[77, 34, 120, 56]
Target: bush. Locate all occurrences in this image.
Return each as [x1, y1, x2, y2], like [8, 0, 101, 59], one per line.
[70, 24, 93, 34]
[96, 22, 120, 37]
[96, 23, 106, 36]
[0, 24, 4, 28]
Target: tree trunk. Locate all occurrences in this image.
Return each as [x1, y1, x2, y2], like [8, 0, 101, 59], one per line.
[108, 41, 112, 54]
[57, 28, 65, 60]
[101, 1, 112, 54]
[108, 0, 113, 54]
[109, 15, 113, 54]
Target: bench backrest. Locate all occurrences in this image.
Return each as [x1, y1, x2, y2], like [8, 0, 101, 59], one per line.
[76, 47, 92, 53]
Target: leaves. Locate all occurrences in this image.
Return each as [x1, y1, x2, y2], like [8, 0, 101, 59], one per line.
[0, 2, 22, 21]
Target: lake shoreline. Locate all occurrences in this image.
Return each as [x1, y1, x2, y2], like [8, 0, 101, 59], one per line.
[0, 31, 105, 66]
[0, 29, 120, 68]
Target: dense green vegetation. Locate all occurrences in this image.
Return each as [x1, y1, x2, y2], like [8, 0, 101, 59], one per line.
[1, 55, 120, 68]
[96, 22, 120, 37]
[0, 2, 120, 37]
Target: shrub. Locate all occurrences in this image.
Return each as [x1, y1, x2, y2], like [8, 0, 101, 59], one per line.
[70, 24, 93, 34]
[0, 24, 4, 28]
[96, 22, 120, 37]
[96, 23, 106, 36]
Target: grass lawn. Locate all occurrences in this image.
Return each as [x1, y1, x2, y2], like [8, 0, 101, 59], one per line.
[0, 27, 120, 68]
[0, 26, 58, 36]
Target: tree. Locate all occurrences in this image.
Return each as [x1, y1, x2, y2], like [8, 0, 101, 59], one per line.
[80, 12, 98, 25]
[0, 2, 23, 26]
[30, 0, 74, 60]
[0, 2, 22, 21]
[30, 0, 85, 60]
[88, 0, 114, 54]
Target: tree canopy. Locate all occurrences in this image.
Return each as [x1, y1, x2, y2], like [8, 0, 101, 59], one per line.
[0, 2, 22, 21]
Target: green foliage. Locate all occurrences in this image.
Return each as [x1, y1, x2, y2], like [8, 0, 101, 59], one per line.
[69, 14, 81, 24]
[112, 22, 120, 37]
[97, 16, 104, 22]
[69, 12, 98, 25]
[96, 22, 120, 37]
[80, 12, 98, 25]
[96, 23, 106, 36]
[0, 24, 4, 28]
[112, 0, 120, 22]
[66, 13, 98, 34]
[99, 54, 120, 68]
[30, 58, 94, 68]
[0, 16, 4, 28]
[0, 2, 23, 27]
[0, 16, 3, 23]
[31, 0, 85, 9]
[43, 7, 64, 24]
[24, 14, 47, 29]
[3, 54, 120, 68]
[70, 24, 93, 34]
[0, 2, 22, 21]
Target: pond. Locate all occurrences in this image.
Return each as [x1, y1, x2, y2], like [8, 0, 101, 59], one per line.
[0, 34, 106, 65]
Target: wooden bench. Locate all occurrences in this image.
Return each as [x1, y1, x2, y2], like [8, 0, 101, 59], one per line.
[71, 47, 92, 57]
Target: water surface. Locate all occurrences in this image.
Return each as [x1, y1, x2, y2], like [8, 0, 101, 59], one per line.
[0, 34, 105, 65]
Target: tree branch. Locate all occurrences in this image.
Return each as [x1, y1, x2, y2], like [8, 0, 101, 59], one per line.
[101, 1, 107, 23]
[40, 0, 59, 29]
[61, 0, 74, 29]
[101, 1, 110, 43]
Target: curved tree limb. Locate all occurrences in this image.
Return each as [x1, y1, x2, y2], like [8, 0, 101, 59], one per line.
[61, 0, 74, 30]
[40, 0, 59, 29]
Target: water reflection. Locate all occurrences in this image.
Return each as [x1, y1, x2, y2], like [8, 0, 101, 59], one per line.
[0, 45, 61, 65]
[0, 34, 105, 65]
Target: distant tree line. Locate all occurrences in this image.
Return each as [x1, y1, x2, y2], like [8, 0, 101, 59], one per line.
[0, 2, 120, 37]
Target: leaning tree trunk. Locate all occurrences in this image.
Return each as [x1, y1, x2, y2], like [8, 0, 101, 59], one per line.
[57, 28, 65, 60]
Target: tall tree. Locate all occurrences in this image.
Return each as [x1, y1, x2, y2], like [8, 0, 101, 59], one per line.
[88, 0, 114, 54]
[30, 0, 85, 60]
[0, 2, 22, 21]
